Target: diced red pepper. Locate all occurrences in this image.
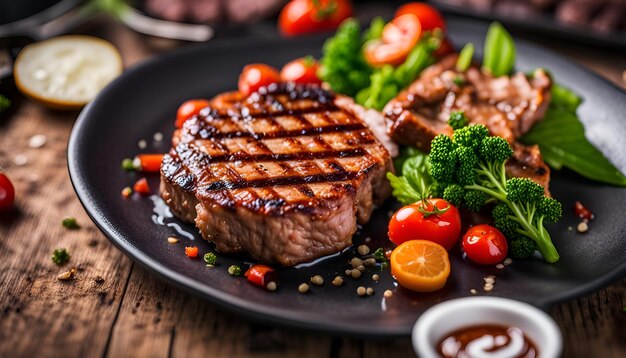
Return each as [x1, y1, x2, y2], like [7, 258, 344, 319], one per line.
[574, 201, 594, 221]
[244, 264, 277, 288]
[133, 178, 150, 195]
[136, 154, 164, 172]
[185, 246, 199, 258]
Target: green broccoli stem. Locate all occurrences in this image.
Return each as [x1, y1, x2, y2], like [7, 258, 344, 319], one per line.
[467, 161, 560, 263]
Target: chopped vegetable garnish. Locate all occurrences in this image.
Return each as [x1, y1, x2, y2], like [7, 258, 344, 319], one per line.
[185, 246, 199, 258]
[121, 187, 132, 198]
[121, 158, 136, 171]
[133, 178, 150, 195]
[228, 265, 242, 276]
[0, 94, 11, 113]
[203, 252, 217, 266]
[245, 264, 276, 287]
[135, 154, 164, 172]
[52, 248, 70, 266]
[62, 217, 80, 229]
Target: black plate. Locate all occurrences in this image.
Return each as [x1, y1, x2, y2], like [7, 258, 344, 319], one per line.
[68, 19, 626, 337]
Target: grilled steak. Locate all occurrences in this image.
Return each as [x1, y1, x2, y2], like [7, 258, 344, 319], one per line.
[161, 83, 393, 266]
[384, 54, 552, 189]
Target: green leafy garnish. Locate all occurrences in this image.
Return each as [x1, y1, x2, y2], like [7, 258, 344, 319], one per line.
[0, 95, 11, 113]
[482, 22, 515, 77]
[356, 36, 438, 110]
[227, 265, 242, 276]
[386, 149, 433, 205]
[52, 248, 70, 266]
[456, 43, 474, 72]
[318, 19, 372, 97]
[62, 217, 80, 229]
[363, 17, 385, 41]
[521, 86, 626, 186]
[203, 252, 217, 266]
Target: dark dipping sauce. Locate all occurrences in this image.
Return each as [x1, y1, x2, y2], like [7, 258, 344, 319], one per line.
[437, 325, 539, 358]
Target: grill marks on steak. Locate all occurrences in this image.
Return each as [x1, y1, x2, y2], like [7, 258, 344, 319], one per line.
[161, 84, 392, 266]
[384, 54, 553, 189]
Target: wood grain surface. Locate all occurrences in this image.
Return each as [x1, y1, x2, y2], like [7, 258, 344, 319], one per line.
[1, 16, 625, 358]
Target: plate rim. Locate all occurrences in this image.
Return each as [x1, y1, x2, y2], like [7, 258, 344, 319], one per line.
[67, 22, 626, 338]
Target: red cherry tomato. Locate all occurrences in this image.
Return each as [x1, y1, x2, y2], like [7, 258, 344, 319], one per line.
[0, 172, 15, 211]
[280, 57, 322, 85]
[395, 2, 446, 33]
[278, 0, 353, 37]
[364, 14, 422, 67]
[176, 99, 210, 128]
[388, 198, 461, 250]
[462, 224, 508, 265]
[238, 64, 281, 97]
[245, 264, 277, 288]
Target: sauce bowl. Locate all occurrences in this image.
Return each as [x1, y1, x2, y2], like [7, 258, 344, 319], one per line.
[412, 297, 562, 357]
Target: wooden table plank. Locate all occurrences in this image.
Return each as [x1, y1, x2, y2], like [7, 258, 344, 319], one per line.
[0, 105, 133, 358]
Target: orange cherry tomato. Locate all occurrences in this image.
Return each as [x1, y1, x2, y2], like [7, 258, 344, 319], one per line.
[280, 57, 322, 85]
[244, 264, 277, 288]
[133, 177, 150, 195]
[176, 99, 210, 128]
[238, 63, 281, 97]
[388, 198, 461, 250]
[278, 0, 353, 37]
[185, 246, 199, 258]
[390, 240, 451, 292]
[395, 2, 446, 33]
[135, 154, 164, 173]
[364, 14, 422, 67]
[462, 224, 508, 265]
[0, 172, 15, 211]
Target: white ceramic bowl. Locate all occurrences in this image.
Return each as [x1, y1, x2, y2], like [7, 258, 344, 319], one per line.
[412, 297, 562, 358]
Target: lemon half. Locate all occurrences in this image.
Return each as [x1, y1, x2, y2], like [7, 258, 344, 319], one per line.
[14, 35, 123, 110]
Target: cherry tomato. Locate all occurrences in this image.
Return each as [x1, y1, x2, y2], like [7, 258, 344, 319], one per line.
[395, 2, 446, 33]
[280, 57, 322, 85]
[245, 264, 278, 288]
[238, 64, 281, 97]
[364, 14, 422, 67]
[462, 224, 508, 265]
[176, 99, 210, 128]
[0, 172, 15, 211]
[388, 198, 461, 250]
[278, 0, 353, 37]
[133, 177, 150, 195]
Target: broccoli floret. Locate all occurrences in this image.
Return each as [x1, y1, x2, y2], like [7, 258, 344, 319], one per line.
[318, 19, 371, 96]
[429, 135, 457, 182]
[427, 116, 562, 263]
[506, 177, 544, 204]
[510, 237, 537, 259]
[538, 197, 562, 223]
[443, 184, 464, 206]
[454, 146, 478, 185]
[452, 124, 489, 151]
[479, 136, 513, 163]
[448, 111, 469, 130]
[463, 190, 488, 211]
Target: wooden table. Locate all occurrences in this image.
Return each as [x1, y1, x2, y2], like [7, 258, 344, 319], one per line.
[1, 16, 625, 358]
